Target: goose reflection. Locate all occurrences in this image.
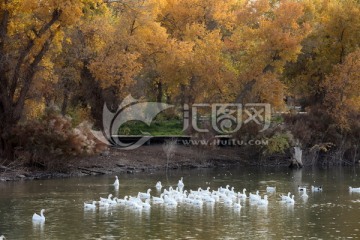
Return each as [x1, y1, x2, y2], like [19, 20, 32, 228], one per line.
[32, 219, 45, 234]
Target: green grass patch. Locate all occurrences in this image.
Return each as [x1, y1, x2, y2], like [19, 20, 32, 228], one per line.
[118, 119, 183, 136]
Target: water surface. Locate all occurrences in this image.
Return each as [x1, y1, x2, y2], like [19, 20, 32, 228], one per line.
[0, 167, 359, 239]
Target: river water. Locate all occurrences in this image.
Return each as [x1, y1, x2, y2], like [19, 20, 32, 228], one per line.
[0, 166, 359, 239]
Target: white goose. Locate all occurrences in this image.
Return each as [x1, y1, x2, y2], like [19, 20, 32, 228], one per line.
[152, 194, 165, 204]
[298, 185, 306, 192]
[130, 195, 142, 203]
[258, 195, 269, 206]
[227, 187, 236, 198]
[178, 177, 184, 189]
[266, 186, 276, 193]
[311, 186, 323, 192]
[249, 190, 261, 202]
[108, 197, 118, 205]
[233, 199, 242, 210]
[219, 185, 230, 194]
[99, 200, 110, 207]
[155, 181, 162, 190]
[286, 195, 295, 204]
[164, 195, 178, 206]
[280, 192, 291, 201]
[223, 196, 233, 205]
[113, 176, 119, 187]
[125, 198, 136, 207]
[211, 191, 220, 202]
[32, 209, 45, 221]
[0, 235, 5, 240]
[100, 194, 113, 203]
[142, 199, 151, 209]
[84, 201, 97, 209]
[238, 188, 247, 199]
[302, 189, 309, 199]
[191, 197, 204, 206]
[349, 186, 360, 193]
[202, 194, 216, 203]
[131, 202, 143, 211]
[138, 189, 152, 199]
[117, 196, 128, 205]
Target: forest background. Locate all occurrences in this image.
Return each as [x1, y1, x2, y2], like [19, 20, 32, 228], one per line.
[0, 0, 359, 170]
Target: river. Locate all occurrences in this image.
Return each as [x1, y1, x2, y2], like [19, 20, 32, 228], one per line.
[0, 166, 359, 239]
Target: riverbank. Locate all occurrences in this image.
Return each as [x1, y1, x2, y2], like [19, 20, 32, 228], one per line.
[0, 144, 253, 182]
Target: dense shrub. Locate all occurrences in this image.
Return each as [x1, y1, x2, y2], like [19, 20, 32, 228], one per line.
[9, 109, 107, 170]
[284, 106, 360, 165]
[263, 131, 294, 155]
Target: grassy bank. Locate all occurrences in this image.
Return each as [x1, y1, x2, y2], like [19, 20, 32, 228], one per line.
[118, 120, 183, 136]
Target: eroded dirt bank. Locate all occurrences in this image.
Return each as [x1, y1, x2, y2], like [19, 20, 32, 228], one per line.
[0, 145, 249, 182]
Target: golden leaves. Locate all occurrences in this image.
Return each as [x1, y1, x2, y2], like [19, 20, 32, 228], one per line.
[323, 49, 360, 129]
[24, 98, 46, 120]
[4, 0, 359, 127]
[88, 51, 142, 90]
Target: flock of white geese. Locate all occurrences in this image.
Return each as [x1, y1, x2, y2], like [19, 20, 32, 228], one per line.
[30, 176, 360, 223]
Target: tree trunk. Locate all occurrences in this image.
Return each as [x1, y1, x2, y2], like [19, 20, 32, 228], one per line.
[156, 81, 163, 103]
[289, 146, 303, 168]
[0, 7, 63, 160]
[0, 118, 16, 161]
[180, 82, 196, 135]
[80, 63, 104, 129]
[235, 79, 256, 103]
[61, 88, 69, 116]
[79, 62, 120, 129]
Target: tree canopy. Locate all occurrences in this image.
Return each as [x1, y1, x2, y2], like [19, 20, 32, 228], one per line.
[1, 0, 360, 162]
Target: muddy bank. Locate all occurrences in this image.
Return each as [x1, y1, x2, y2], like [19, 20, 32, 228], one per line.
[0, 145, 252, 182]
